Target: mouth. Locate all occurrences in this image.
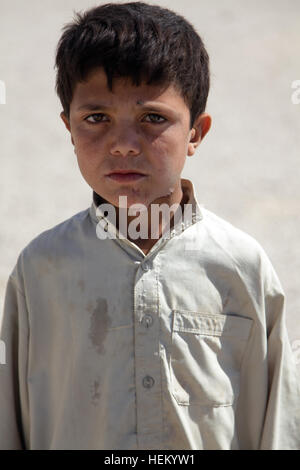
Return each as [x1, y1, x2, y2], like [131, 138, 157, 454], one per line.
[106, 170, 147, 183]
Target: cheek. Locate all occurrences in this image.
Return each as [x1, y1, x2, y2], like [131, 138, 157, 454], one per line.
[74, 133, 104, 165]
[152, 133, 186, 173]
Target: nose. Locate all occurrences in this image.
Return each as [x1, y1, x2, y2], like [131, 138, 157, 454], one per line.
[109, 123, 141, 158]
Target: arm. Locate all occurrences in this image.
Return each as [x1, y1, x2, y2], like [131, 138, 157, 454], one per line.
[259, 286, 300, 449]
[0, 272, 30, 449]
[234, 245, 300, 450]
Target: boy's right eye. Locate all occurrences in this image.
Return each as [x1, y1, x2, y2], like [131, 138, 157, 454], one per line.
[85, 113, 108, 123]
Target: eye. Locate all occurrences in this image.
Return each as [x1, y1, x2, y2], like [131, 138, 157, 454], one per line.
[85, 113, 108, 123]
[143, 113, 166, 124]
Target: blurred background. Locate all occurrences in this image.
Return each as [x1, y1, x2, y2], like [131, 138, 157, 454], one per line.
[0, 0, 300, 369]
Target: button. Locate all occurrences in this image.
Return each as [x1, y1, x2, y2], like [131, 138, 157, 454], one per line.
[142, 375, 155, 389]
[142, 262, 150, 272]
[142, 314, 153, 328]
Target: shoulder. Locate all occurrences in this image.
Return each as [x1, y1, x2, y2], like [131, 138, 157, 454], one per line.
[10, 208, 92, 286]
[23, 208, 90, 254]
[200, 207, 264, 256]
[201, 208, 262, 251]
[199, 207, 280, 286]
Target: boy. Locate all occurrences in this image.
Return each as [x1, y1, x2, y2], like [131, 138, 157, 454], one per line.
[0, 2, 299, 450]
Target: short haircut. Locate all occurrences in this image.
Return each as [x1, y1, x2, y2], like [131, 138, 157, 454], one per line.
[55, 1, 210, 129]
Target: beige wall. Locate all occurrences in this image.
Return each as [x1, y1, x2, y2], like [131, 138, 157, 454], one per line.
[1, 0, 300, 367]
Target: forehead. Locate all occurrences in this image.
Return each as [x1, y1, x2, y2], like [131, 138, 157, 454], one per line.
[71, 67, 187, 110]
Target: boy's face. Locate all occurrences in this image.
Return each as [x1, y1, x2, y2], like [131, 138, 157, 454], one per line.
[61, 67, 211, 209]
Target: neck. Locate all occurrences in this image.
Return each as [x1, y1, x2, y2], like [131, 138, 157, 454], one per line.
[94, 181, 188, 254]
[116, 186, 188, 253]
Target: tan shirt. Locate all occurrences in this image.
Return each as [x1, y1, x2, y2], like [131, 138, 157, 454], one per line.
[1, 178, 300, 450]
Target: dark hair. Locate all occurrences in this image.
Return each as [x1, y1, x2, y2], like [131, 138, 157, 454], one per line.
[55, 1, 210, 128]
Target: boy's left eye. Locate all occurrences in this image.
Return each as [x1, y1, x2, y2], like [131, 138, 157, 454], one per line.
[143, 113, 166, 124]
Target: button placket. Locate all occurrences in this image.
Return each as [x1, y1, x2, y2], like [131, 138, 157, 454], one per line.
[142, 314, 153, 328]
[134, 260, 163, 441]
[142, 375, 155, 389]
[141, 262, 150, 272]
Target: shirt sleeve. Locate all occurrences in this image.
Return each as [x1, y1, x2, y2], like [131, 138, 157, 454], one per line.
[259, 285, 300, 450]
[253, 248, 300, 450]
[0, 271, 30, 450]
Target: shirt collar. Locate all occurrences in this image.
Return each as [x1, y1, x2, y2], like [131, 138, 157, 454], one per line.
[88, 178, 203, 241]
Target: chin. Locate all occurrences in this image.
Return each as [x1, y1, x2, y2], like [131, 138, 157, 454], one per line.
[106, 190, 148, 210]
[116, 197, 149, 210]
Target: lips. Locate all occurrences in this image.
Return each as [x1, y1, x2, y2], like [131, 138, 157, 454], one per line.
[106, 170, 147, 183]
[107, 169, 145, 175]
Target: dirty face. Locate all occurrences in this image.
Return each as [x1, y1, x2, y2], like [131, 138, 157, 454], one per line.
[61, 67, 210, 209]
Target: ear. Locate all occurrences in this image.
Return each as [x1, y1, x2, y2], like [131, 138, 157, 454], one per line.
[187, 113, 212, 157]
[60, 111, 75, 146]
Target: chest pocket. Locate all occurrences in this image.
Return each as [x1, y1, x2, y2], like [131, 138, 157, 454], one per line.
[170, 310, 253, 407]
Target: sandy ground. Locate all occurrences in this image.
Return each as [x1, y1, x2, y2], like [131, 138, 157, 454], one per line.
[0, 0, 300, 370]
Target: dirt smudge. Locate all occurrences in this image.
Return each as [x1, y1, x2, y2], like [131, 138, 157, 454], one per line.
[87, 297, 110, 355]
[90, 378, 101, 406]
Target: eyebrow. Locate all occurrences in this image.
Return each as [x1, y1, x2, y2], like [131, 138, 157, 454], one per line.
[77, 103, 112, 111]
[76, 101, 174, 113]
